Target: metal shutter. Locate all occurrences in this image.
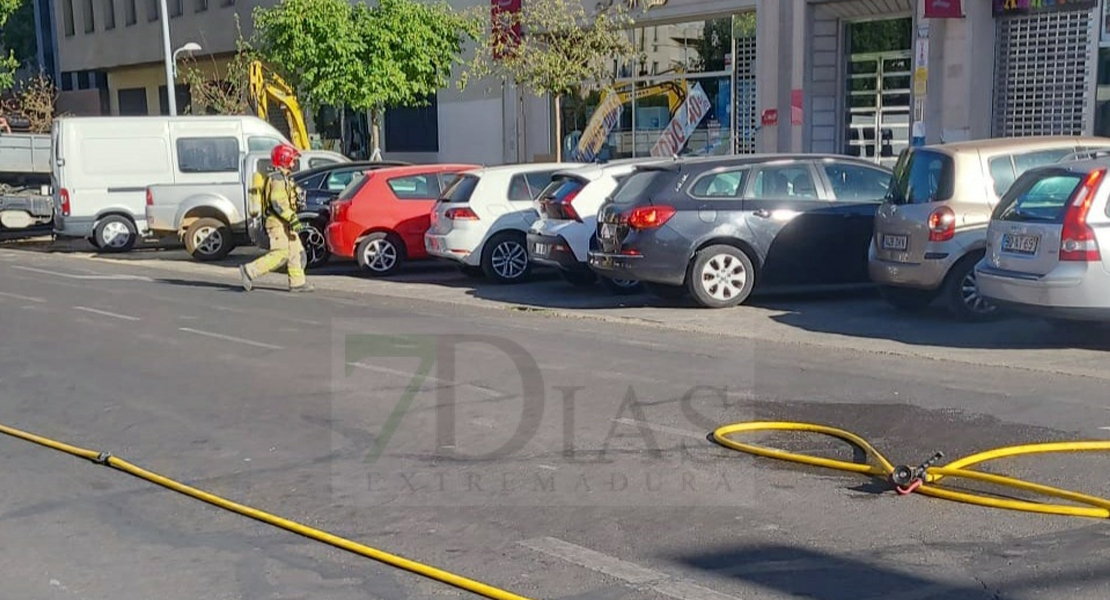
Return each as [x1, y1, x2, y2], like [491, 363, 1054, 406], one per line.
[993, 9, 1096, 137]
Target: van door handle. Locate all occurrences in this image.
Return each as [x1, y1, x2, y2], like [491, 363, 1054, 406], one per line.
[753, 209, 771, 218]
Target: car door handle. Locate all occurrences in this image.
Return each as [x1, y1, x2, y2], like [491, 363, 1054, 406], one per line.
[753, 209, 771, 218]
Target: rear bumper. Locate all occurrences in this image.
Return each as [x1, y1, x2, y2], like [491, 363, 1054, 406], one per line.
[425, 229, 482, 266]
[976, 262, 1110, 316]
[868, 243, 955, 290]
[324, 220, 359, 258]
[527, 233, 583, 272]
[145, 205, 178, 234]
[588, 251, 685, 286]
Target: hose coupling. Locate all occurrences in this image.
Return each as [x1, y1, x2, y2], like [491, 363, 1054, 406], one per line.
[891, 451, 943, 494]
[94, 451, 112, 465]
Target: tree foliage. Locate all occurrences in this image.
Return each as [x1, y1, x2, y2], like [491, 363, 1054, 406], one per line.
[0, 0, 27, 91]
[3, 73, 60, 132]
[180, 17, 258, 115]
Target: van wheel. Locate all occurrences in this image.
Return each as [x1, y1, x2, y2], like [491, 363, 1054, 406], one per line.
[878, 286, 936, 312]
[482, 232, 531, 284]
[185, 218, 234, 262]
[599, 276, 642, 295]
[356, 232, 405, 277]
[686, 244, 756, 308]
[944, 252, 998, 322]
[93, 215, 137, 253]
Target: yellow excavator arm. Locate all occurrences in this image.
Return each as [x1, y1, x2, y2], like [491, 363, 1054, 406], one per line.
[248, 61, 311, 151]
[605, 79, 688, 114]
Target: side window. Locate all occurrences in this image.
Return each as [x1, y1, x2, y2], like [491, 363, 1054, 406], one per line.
[822, 163, 890, 201]
[525, 172, 556, 197]
[749, 164, 820, 200]
[508, 174, 532, 201]
[248, 136, 283, 152]
[309, 157, 339, 169]
[325, 170, 357, 192]
[1013, 149, 1075, 178]
[989, 156, 1016, 197]
[176, 137, 240, 173]
[299, 173, 326, 191]
[388, 174, 440, 199]
[690, 169, 747, 199]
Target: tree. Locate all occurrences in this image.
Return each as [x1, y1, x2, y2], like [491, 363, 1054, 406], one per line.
[180, 18, 258, 115]
[459, 0, 638, 161]
[0, 0, 27, 91]
[253, 0, 477, 157]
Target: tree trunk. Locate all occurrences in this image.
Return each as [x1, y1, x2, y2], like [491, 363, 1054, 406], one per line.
[554, 94, 562, 163]
[370, 107, 382, 161]
[339, 105, 346, 155]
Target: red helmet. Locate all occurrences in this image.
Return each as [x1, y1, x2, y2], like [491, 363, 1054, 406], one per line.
[271, 143, 300, 170]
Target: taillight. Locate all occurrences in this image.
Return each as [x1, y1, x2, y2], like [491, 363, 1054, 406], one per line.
[145, 188, 153, 207]
[446, 207, 479, 220]
[331, 200, 351, 222]
[60, 188, 70, 216]
[1060, 168, 1105, 262]
[927, 206, 955, 242]
[563, 188, 582, 222]
[626, 205, 676, 230]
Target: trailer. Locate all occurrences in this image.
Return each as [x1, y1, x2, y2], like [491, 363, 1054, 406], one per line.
[0, 133, 53, 232]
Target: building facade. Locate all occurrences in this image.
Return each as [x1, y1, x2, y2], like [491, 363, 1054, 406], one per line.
[51, 0, 1110, 165]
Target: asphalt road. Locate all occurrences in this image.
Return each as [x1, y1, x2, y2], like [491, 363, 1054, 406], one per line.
[1, 243, 1109, 600]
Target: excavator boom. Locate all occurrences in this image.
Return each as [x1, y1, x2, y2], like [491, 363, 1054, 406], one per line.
[248, 61, 311, 151]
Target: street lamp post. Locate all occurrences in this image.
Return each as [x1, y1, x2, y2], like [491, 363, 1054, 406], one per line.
[158, 0, 177, 115]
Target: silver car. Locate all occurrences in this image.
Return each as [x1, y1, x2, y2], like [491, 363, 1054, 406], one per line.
[869, 136, 1110, 321]
[976, 157, 1110, 323]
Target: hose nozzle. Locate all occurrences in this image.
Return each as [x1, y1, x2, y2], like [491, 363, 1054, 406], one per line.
[891, 451, 944, 491]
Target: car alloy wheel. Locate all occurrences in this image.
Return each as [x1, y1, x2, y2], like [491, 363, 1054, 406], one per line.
[192, 225, 224, 256]
[959, 268, 995, 316]
[700, 253, 747, 302]
[491, 239, 528, 280]
[101, 221, 132, 249]
[299, 224, 328, 267]
[362, 238, 398, 273]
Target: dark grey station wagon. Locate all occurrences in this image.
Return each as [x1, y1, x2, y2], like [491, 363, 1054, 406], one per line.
[587, 154, 893, 308]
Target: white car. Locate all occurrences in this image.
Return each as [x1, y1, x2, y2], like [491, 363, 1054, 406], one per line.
[425, 163, 576, 283]
[526, 159, 667, 294]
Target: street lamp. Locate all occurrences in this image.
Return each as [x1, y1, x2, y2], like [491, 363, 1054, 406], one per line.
[158, 0, 202, 116]
[172, 42, 203, 78]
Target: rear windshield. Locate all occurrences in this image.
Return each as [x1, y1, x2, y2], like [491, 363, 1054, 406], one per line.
[540, 176, 586, 201]
[440, 174, 479, 203]
[886, 149, 955, 205]
[337, 172, 370, 201]
[611, 169, 676, 205]
[994, 169, 1085, 223]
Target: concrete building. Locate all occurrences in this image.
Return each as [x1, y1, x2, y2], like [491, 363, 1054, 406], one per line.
[52, 0, 1110, 166]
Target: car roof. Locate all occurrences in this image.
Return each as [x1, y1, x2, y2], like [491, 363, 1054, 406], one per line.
[469, 162, 581, 176]
[361, 163, 481, 178]
[918, 136, 1109, 156]
[551, 158, 670, 179]
[637, 153, 891, 172]
[293, 160, 411, 180]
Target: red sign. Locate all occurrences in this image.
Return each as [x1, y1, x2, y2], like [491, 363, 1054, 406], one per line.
[492, 0, 522, 60]
[924, 0, 963, 18]
[790, 89, 803, 125]
[761, 109, 778, 127]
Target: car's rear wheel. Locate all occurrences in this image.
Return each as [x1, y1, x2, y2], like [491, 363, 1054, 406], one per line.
[686, 244, 755, 309]
[560, 269, 597, 287]
[482, 232, 531, 284]
[356, 232, 405, 277]
[93, 215, 137, 253]
[944, 252, 998, 322]
[878, 285, 936, 312]
[599, 276, 642, 295]
[184, 217, 234, 262]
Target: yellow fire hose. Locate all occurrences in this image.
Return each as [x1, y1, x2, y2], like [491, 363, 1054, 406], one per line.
[0, 421, 536, 600]
[712, 421, 1110, 519]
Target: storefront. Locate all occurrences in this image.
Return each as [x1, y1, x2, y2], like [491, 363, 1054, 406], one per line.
[992, 0, 1101, 137]
[559, 6, 759, 161]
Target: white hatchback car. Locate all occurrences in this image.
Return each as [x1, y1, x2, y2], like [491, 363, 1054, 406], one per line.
[527, 159, 667, 294]
[976, 157, 1110, 323]
[425, 163, 575, 283]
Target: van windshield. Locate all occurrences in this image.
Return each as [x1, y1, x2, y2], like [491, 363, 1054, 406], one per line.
[886, 149, 954, 205]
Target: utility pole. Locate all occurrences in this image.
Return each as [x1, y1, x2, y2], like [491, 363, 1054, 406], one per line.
[158, 0, 177, 115]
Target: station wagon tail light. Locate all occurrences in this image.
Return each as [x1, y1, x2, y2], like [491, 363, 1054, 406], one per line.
[626, 205, 676, 230]
[60, 189, 71, 216]
[927, 206, 955, 242]
[1060, 168, 1105, 262]
[446, 207, 479, 220]
[145, 188, 153, 207]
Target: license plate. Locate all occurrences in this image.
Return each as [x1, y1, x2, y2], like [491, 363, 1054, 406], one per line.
[881, 234, 908, 251]
[533, 243, 549, 256]
[1002, 233, 1039, 255]
[600, 224, 617, 238]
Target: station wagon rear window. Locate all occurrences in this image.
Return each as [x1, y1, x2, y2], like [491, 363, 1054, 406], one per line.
[886, 149, 954, 205]
[611, 170, 675, 205]
[995, 170, 1084, 223]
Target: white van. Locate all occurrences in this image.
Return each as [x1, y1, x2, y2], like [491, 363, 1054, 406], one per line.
[52, 115, 293, 252]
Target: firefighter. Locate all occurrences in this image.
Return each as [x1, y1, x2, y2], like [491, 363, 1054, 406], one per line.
[239, 143, 314, 293]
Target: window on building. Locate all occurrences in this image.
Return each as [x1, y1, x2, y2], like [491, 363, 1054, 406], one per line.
[63, 0, 75, 36]
[158, 85, 192, 115]
[171, 0, 182, 17]
[384, 94, 438, 153]
[82, 0, 95, 32]
[195, 0, 208, 12]
[125, 0, 137, 25]
[176, 137, 241, 173]
[104, 0, 116, 29]
[221, 0, 235, 6]
[148, 0, 159, 21]
[117, 88, 149, 116]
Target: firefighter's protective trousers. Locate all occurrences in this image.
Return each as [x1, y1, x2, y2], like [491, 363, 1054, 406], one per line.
[244, 171, 307, 288]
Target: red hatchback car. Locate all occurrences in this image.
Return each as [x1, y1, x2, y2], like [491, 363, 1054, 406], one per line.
[325, 164, 479, 276]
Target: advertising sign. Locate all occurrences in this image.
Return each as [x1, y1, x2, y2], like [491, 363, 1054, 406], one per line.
[924, 0, 963, 18]
[993, 0, 1097, 17]
[492, 0, 522, 60]
[650, 83, 712, 157]
[570, 90, 624, 163]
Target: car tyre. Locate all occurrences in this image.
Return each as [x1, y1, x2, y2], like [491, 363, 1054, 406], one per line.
[559, 269, 597, 287]
[599, 276, 643, 295]
[481, 231, 532, 284]
[184, 217, 234, 262]
[93, 215, 137, 253]
[878, 285, 936, 312]
[299, 220, 330, 269]
[686, 245, 756, 308]
[943, 251, 998, 322]
[356, 232, 405, 277]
